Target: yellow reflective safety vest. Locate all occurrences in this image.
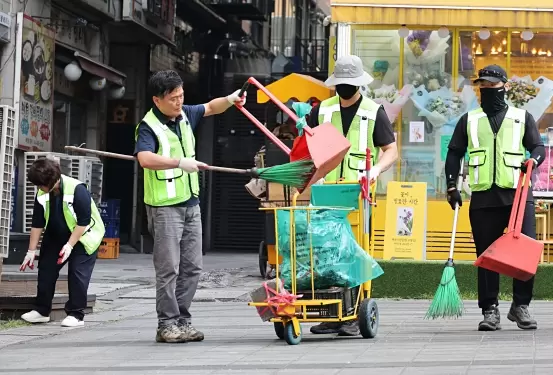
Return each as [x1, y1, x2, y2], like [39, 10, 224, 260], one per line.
[467, 106, 527, 191]
[136, 109, 200, 206]
[317, 96, 380, 182]
[36, 175, 105, 255]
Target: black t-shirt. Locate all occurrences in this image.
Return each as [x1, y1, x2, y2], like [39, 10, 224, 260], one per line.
[446, 106, 544, 209]
[307, 96, 396, 148]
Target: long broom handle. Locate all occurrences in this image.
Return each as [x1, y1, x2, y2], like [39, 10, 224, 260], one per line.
[448, 159, 465, 260]
[65, 146, 253, 175]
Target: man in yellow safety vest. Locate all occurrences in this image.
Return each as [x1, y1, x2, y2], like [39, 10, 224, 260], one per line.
[445, 65, 545, 331]
[306, 54, 398, 336]
[134, 70, 246, 343]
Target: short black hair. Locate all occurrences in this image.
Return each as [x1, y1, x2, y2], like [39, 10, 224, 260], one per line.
[28, 158, 61, 189]
[148, 70, 183, 98]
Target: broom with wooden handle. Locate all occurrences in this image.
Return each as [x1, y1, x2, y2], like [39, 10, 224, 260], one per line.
[64, 146, 314, 189]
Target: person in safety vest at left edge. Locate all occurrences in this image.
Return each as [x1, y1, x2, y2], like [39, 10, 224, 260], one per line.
[306, 54, 398, 336]
[20, 157, 105, 328]
[445, 65, 545, 332]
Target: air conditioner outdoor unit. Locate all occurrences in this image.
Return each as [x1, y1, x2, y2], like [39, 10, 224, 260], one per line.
[0, 105, 16, 258]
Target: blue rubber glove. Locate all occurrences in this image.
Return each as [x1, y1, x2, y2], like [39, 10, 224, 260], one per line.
[292, 102, 312, 136]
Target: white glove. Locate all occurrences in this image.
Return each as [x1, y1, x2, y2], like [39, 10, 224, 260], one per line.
[20, 250, 37, 271]
[58, 243, 73, 264]
[178, 158, 207, 173]
[368, 165, 381, 183]
[314, 178, 325, 185]
[227, 90, 247, 106]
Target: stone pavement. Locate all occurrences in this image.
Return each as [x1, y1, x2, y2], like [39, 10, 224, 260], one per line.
[1, 299, 553, 374]
[2, 254, 553, 374]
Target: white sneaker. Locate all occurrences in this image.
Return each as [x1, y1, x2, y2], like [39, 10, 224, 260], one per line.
[21, 310, 50, 324]
[61, 316, 84, 327]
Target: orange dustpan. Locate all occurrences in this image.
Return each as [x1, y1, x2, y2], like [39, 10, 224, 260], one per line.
[474, 161, 543, 281]
[235, 77, 351, 192]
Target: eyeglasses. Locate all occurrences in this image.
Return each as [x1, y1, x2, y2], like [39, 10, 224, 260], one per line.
[478, 69, 507, 82]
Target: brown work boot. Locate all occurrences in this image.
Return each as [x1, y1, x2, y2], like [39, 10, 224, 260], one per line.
[155, 324, 187, 343]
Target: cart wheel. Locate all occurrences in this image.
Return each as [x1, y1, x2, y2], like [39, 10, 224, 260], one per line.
[274, 322, 285, 340]
[284, 321, 302, 345]
[359, 298, 379, 339]
[258, 241, 268, 278]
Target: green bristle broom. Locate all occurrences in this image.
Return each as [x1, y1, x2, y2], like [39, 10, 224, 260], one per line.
[425, 161, 465, 320]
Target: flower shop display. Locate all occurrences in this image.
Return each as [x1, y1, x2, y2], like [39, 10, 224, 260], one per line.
[505, 75, 553, 122]
[360, 84, 413, 123]
[392, 30, 451, 66]
[533, 146, 553, 193]
[405, 69, 452, 92]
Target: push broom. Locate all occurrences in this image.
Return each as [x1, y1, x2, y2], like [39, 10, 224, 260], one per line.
[64, 146, 314, 189]
[425, 160, 465, 319]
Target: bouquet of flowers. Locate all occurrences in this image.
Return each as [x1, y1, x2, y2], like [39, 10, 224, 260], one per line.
[410, 85, 479, 129]
[405, 69, 451, 92]
[505, 75, 553, 122]
[392, 31, 450, 65]
[360, 84, 413, 123]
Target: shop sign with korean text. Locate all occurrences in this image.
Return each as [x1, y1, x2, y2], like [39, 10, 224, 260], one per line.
[383, 181, 427, 260]
[18, 15, 54, 151]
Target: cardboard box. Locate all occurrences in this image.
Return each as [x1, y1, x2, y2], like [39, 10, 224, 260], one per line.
[98, 239, 120, 259]
[267, 183, 311, 202]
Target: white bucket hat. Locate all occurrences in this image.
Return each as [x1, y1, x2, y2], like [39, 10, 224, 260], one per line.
[325, 55, 374, 87]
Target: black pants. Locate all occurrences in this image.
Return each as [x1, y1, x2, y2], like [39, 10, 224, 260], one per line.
[469, 202, 536, 311]
[35, 241, 97, 320]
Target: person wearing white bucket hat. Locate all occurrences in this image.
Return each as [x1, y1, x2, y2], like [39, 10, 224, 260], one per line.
[306, 55, 398, 336]
[307, 55, 398, 186]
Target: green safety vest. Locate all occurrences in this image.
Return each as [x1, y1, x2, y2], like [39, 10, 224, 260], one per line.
[36, 175, 105, 255]
[467, 106, 527, 191]
[136, 109, 200, 206]
[318, 95, 380, 182]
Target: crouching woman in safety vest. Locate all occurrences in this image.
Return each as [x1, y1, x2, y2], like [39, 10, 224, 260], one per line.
[445, 65, 545, 332]
[19, 158, 105, 328]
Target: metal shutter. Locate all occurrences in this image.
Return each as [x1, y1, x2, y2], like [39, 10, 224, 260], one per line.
[211, 74, 272, 252]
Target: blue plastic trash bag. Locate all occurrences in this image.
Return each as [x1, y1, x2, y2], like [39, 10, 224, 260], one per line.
[276, 208, 384, 290]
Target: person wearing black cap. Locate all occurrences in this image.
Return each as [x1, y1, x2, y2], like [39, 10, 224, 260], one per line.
[445, 64, 545, 331]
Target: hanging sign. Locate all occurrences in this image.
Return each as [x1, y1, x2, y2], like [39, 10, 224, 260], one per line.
[383, 181, 427, 260]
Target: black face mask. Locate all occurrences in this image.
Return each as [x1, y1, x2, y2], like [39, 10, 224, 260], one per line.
[480, 86, 507, 114]
[336, 84, 358, 100]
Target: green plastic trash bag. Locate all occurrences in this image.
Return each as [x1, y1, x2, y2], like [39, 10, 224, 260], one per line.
[276, 208, 384, 290]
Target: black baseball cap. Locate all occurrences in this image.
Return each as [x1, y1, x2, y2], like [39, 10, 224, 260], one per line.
[473, 65, 508, 84]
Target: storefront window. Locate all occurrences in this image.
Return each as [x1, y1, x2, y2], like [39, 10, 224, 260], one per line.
[353, 29, 403, 194]
[508, 31, 553, 196]
[400, 29, 455, 199]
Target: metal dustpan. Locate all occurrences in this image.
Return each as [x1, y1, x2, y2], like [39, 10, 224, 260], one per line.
[235, 77, 351, 191]
[474, 162, 543, 281]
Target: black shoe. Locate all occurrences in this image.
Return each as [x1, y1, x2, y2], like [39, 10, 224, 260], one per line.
[310, 322, 343, 334]
[478, 305, 501, 331]
[337, 320, 360, 337]
[507, 304, 537, 330]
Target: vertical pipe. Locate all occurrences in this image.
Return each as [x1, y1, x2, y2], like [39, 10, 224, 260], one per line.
[506, 29, 512, 76]
[280, 0, 286, 55]
[396, 34, 405, 182]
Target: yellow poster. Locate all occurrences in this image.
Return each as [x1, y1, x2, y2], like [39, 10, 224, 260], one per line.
[383, 182, 427, 260]
[328, 36, 336, 76]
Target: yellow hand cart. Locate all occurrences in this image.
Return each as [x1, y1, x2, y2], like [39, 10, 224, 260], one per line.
[249, 180, 380, 345]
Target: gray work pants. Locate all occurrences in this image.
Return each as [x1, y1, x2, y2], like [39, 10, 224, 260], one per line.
[146, 204, 203, 327]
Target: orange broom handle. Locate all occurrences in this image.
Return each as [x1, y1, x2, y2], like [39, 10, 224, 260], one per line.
[510, 161, 534, 238]
[235, 81, 292, 156]
[242, 77, 314, 136]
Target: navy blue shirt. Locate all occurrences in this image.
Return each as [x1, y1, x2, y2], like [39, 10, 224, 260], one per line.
[32, 179, 92, 245]
[134, 104, 206, 207]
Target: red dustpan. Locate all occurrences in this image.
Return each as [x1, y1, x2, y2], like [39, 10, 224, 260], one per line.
[235, 77, 351, 191]
[474, 161, 543, 281]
